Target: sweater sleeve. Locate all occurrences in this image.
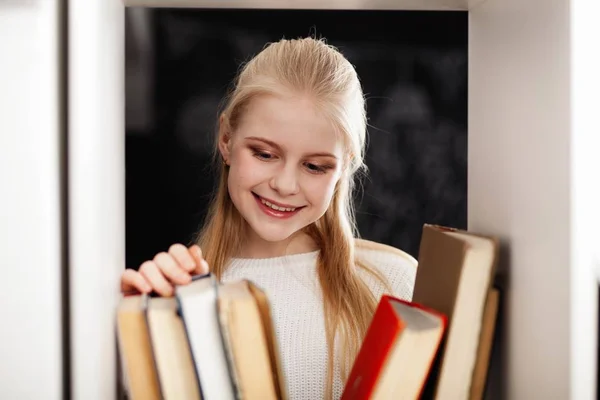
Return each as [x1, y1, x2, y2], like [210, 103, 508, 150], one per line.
[355, 245, 417, 302]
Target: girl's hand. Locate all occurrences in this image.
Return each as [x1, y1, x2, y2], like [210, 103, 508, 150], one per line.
[120, 244, 209, 297]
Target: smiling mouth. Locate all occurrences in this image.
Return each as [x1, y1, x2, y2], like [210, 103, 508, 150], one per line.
[252, 192, 305, 214]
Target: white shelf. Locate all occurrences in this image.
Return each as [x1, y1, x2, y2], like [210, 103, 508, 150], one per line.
[123, 0, 479, 10]
[0, 3, 62, 399]
[469, 0, 599, 398]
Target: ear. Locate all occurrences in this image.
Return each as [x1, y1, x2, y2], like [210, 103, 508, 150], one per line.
[218, 113, 232, 163]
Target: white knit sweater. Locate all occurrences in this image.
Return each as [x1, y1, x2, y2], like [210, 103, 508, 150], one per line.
[220, 241, 417, 400]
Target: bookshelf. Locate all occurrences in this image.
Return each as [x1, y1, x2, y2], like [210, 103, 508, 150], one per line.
[1, 0, 597, 399]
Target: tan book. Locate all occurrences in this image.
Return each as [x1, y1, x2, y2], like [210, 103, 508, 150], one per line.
[469, 288, 500, 400]
[146, 297, 202, 400]
[246, 282, 288, 400]
[116, 294, 161, 400]
[412, 224, 499, 400]
[218, 280, 288, 400]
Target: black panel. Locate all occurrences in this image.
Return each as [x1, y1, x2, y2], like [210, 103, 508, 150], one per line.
[125, 9, 468, 268]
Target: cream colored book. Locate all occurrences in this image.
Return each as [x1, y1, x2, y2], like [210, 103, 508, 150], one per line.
[217, 280, 288, 400]
[146, 297, 202, 400]
[116, 294, 161, 400]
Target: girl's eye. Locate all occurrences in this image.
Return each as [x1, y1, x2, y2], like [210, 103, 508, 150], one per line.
[305, 163, 331, 174]
[251, 148, 275, 160]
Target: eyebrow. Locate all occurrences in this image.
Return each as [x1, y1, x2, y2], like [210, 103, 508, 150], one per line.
[245, 136, 339, 159]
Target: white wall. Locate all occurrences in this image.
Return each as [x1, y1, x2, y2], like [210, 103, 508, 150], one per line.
[69, 1, 125, 399]
[470, 0, 598, 398]
[0, 2, 63, 399]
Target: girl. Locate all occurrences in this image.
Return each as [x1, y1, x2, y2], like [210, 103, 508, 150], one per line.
[120, 37, 417, 400]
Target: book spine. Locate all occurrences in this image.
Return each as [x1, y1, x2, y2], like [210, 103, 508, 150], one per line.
[341, 296, 402, 399]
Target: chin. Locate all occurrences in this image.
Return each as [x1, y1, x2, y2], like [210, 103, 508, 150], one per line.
[249, 223, 299, 243]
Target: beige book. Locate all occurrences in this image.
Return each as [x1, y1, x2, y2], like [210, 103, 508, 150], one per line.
[469, 288, 500, 400]
[412, 224, 499, 400]
[116, 294, 161, 400]
[146, 297, 202, 400]
[218, 280, 288, 400]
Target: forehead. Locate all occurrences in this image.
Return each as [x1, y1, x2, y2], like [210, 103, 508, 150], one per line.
[234, 93, 343, 154]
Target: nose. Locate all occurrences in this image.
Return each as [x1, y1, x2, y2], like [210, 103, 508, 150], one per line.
[269, 163, 300, 196]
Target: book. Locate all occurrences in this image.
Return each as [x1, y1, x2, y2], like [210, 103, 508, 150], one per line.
[117, 273, 287, 400]
[217, 280, 288, 400]
[116, 294, 161, 400]
[246, 282, 288, 399]
[146, 297, 202, 400]
[469, 288, 500, 400]
[412, 224, 499, 399]
[341, 295, 447, 399]
[175, 274, 236, 400]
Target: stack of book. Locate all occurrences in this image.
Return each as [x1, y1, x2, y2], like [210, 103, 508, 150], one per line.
[117, 276, 287, 400]
[116, 224, 500, 400]
[341, 224, 500, 399]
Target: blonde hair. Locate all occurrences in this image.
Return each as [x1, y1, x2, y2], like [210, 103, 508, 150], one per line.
[197, 37, 388, 399]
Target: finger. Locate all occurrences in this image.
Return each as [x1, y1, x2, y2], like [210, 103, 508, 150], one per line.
[154, 252, 192, 285]
[169, 243, 196, 272]
[189, 245, 210, 275]
[139, 260, 174, 297]
[121, 269, 152, 294]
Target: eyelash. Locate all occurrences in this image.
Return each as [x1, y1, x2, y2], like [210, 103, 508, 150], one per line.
[250, 148, 333, 174]
[252, 150, 274, 161]
[305, 163, 332, 174]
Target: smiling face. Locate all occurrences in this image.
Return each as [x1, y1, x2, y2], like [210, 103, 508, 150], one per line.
[219, 93, 345, 248]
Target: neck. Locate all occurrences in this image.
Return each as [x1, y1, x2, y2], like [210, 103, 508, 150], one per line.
[238, 229, 318, 259]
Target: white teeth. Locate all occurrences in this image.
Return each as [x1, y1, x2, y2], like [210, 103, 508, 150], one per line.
[260, 198, 296, 212]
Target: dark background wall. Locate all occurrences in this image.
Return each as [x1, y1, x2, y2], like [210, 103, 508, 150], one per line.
[124, 9, 468, 269]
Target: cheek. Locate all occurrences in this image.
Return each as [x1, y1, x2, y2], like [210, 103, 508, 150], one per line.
[229, 150, 266, 188]
[304, 175, 339, 206]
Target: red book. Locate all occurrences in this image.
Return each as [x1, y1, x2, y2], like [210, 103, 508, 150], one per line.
[341, 295, 447, 400]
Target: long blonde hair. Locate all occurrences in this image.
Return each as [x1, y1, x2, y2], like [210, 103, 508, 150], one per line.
[197, 37, 387, 399]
